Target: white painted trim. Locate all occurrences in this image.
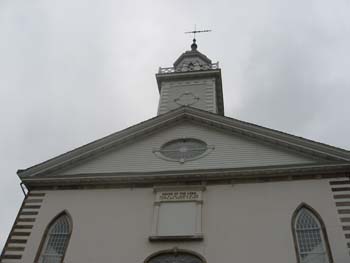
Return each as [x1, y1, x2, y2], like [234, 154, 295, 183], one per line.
[18, 107, 350, 179]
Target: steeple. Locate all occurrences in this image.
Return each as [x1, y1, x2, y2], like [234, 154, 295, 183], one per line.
[156, 40, 224, 116]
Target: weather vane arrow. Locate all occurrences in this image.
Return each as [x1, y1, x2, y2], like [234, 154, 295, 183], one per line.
[185, 26, 212, 40]
[185, 26, 212, 50]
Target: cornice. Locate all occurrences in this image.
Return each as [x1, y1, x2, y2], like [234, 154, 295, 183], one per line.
[17, 108, 187, 177]
[184, 108, 350, 160]
[22, 163, 350, 190]
[18, 107, 350, 179]
[155, 69, 221, 92]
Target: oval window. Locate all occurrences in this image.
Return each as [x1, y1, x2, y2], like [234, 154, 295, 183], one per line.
[158, 138, 208, 163]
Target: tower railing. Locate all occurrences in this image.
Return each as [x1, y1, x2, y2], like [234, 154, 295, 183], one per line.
[158, 62, 219, 74]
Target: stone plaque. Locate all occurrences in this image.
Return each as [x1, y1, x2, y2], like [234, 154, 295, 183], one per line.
[156, 191, 201, 202]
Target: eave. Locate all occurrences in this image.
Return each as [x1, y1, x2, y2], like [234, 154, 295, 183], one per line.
[22, 163, 350, 190]
[17, 107, 350, 180]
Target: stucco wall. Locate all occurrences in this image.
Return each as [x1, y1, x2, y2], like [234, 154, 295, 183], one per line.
[20, 179, 349, 263]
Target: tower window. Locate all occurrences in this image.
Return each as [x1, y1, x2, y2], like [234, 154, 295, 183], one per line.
[292, 205, 333, 263]
[36, 212, 72, 263]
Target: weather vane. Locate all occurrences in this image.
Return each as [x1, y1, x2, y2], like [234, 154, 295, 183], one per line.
[185, 25, 212, 40]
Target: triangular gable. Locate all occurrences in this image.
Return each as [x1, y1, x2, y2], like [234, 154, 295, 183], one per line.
[57, 120, 320, 176]
[18, 107, 350, 178]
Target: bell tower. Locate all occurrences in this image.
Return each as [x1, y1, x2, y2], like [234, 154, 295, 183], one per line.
[156, 39, 224, 115]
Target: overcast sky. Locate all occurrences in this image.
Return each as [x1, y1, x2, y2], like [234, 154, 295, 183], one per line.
[1, 0, 349, 248]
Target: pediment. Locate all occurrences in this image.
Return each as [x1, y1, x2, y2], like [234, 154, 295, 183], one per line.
[56, 121, 320, 176]
[18, 107, 350, 179]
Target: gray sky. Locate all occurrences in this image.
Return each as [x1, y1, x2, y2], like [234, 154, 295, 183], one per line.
[1, 0, 349, 248]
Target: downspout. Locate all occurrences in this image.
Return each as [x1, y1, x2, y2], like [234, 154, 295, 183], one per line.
[20, 182, 28, 197]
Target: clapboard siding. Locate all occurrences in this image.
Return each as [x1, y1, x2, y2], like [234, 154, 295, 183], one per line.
[158, 79, 217, 115]
[60, 121, 316, 175]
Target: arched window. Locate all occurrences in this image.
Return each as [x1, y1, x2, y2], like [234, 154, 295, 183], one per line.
[36, 212, 72, 263]
[292, 204, 333, 263]
[145, 248, 205, 263]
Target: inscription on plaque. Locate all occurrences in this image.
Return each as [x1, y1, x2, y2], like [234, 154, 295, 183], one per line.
[157, 191, 201, 202]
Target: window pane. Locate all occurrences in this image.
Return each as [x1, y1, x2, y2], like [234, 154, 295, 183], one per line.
[40, 214, 71, 263]
[295, 208, 329, 263]
[41, 255, 62, 263]
[157, 202, 196, 236]
[160, 139, 207, 161]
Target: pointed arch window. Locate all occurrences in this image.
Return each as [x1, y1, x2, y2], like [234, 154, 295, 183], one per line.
[36, 212, 72, 263]
[292, 205, 333, 263]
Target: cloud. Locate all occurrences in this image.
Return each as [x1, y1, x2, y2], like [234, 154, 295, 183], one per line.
[0, 0, 349, 248]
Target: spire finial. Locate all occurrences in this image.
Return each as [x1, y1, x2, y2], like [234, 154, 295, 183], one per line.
[191, 38, 197, 51]
[185, 26, 212, 51]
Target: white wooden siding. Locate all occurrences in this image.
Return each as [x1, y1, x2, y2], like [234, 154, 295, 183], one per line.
[157, 78, 217, 115]
[59, 121, 316, 176]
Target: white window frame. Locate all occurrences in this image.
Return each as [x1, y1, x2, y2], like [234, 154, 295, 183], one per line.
[35, 212, 72, 263]
[292, 204, 333, 263]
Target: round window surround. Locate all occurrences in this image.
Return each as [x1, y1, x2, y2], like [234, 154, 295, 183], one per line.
[153, 138, 214, 163]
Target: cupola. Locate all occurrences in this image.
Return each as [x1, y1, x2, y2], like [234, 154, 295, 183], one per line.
[156, 40, 224, 115]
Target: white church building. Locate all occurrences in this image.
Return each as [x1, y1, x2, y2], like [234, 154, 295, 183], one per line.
[1, 39, 350, 263]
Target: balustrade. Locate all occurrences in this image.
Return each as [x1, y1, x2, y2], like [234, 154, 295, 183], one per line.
[158, 62, 219, 74]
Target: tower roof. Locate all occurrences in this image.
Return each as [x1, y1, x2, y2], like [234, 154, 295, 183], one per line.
[173, 39, 212, 69]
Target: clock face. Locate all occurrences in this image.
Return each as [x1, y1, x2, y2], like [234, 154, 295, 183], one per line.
[159, 138, 208, 163]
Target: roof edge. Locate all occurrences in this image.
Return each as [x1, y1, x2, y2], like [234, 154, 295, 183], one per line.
[21, 163, 350, 189]
[18, 107, 350, 178]
[173, 49, 212, 68]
